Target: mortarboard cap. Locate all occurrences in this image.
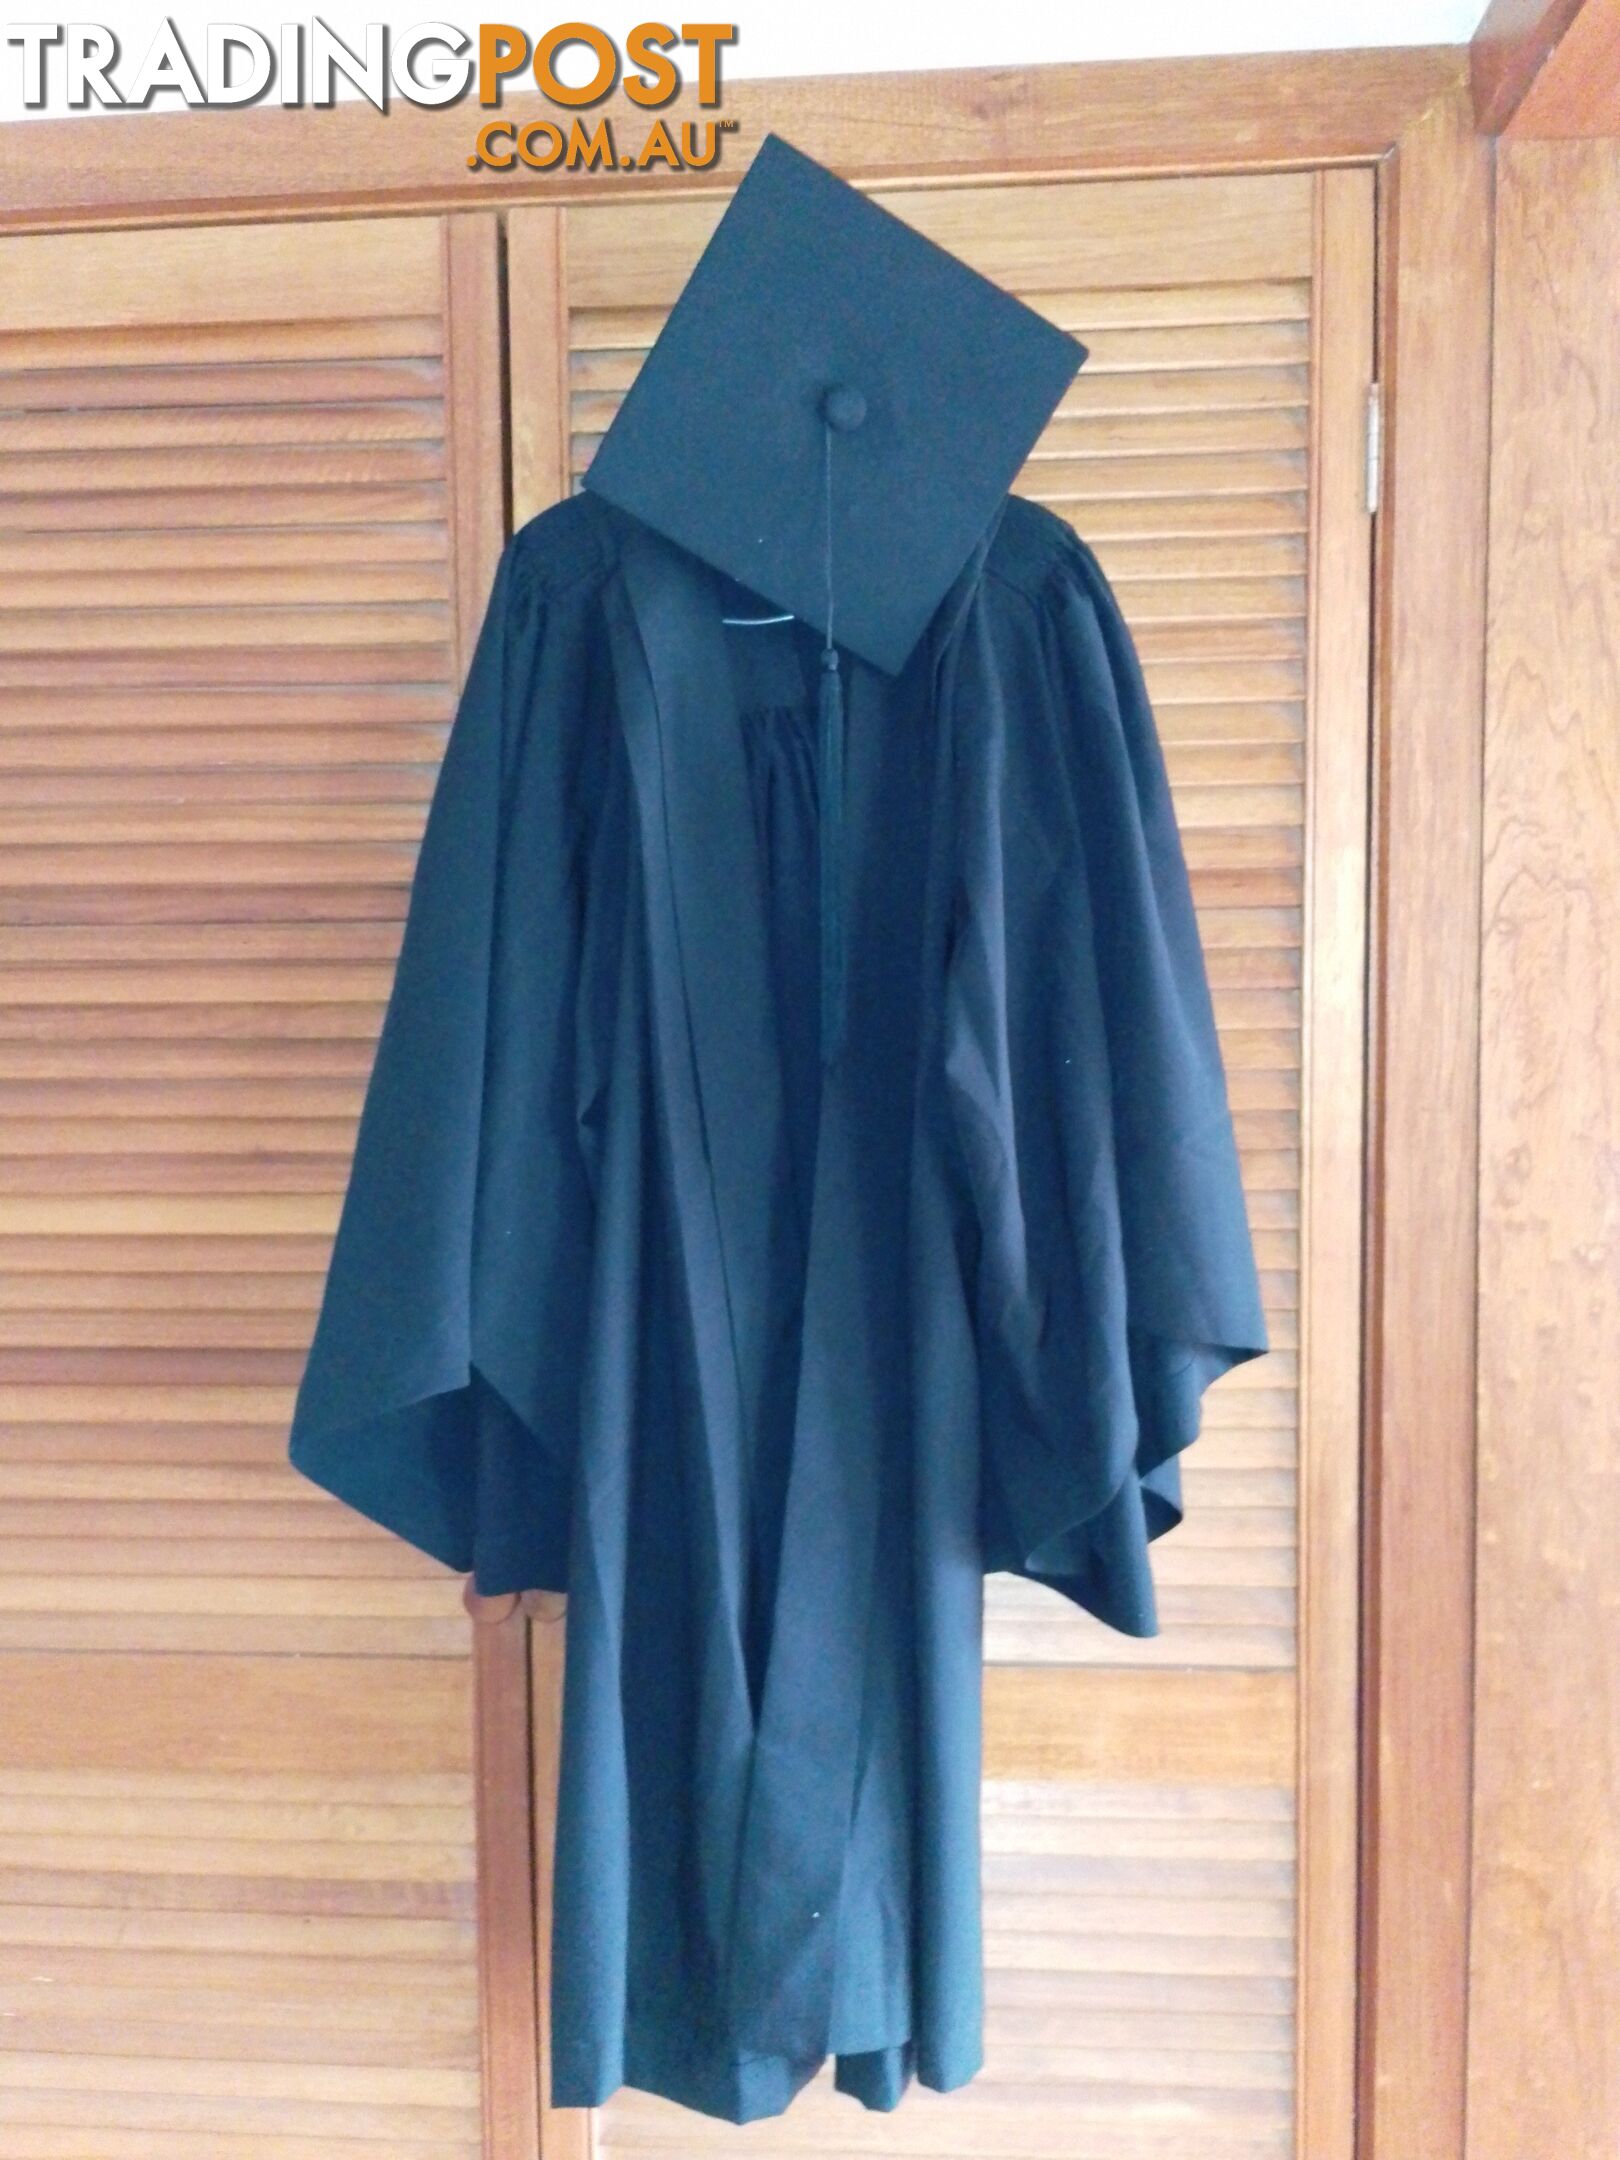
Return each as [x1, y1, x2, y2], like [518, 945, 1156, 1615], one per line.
[583, 131, 1087, 677]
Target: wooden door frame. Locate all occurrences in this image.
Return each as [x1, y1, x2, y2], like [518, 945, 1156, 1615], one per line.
[0, 47, 1493, 2160]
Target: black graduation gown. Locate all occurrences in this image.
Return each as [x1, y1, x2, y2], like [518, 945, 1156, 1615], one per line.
[286, 486, 1269, 2123]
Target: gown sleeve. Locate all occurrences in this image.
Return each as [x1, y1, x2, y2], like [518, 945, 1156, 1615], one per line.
[286, 530, 582, 1594]
[957, 520, 1271, 1635]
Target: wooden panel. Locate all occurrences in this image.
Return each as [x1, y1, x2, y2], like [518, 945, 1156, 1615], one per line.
[1467, 137, 1620, 2160]
[517, 153, 1373, 2159]
[1473, 0, 1620, 135]
[0, 211, 504, 2160]
[1360, 87, 1493, 2160]
[1472, 0, 1592, 129]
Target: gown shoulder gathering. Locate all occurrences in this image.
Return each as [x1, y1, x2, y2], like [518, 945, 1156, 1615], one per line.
[287, 484, 1270, 2124]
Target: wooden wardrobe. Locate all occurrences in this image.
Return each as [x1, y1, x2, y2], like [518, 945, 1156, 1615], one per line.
[0, 43, 1528, 2160]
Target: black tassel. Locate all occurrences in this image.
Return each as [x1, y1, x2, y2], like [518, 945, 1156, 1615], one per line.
[818, 642, 845, 1071]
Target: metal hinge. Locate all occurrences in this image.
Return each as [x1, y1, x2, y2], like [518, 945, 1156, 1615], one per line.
[1364, 381, 1382, 515]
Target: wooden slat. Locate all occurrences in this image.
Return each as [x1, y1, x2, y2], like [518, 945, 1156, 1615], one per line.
[0, 315, 446, 367]
[3, 1651, 470, 1773]
[1, 567, 452, 609]
[0, 402, 446, 450]
[0, 355, 447, 411]
[984, 1670, 1293, 1799]
[0, 605, 450, 652]
[0, 528, 450, 574]
[0, 219, 444, 332]
[0, 483, 451, 534]
[0, 442, 446, 495]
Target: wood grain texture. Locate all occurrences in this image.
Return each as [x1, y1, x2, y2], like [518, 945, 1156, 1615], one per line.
[0, 48, 1464, 235]
[2, 1651, 471, 1773]
[1466, 136, 1620, 2160]
[1473, 0, 1620, 134]
[1472, 0, 1592, 128]
[470, 1600, 542, 2160]
[1360, 85, 1493, 2160]
[984, 1669, 1296, 1786]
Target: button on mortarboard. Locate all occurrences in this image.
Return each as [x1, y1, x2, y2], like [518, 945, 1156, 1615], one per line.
[822, 384, 866, 433]
[582, 131, 1086, 677]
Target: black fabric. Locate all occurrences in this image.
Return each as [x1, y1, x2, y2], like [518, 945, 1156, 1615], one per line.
[286, 488, 1270, 2123]
[582, 131, 1086, 675]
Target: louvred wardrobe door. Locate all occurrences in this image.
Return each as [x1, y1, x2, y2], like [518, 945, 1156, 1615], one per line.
[508, 161, 1372, 2160]
[0, 213, 510, 2157]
